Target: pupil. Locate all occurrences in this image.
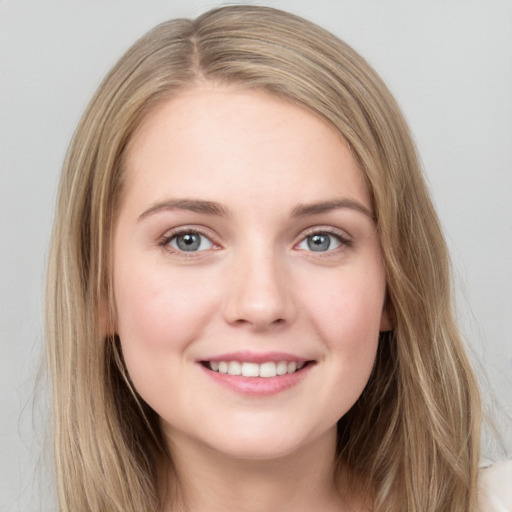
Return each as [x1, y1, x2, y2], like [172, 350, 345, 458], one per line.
[308, 234, 330, 251]
[177, 233, 200, 251]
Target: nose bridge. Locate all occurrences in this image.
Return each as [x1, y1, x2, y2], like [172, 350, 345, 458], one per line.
[223, 239, 294, 330]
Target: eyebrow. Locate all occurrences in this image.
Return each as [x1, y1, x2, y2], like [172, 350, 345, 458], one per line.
[138, 197, 374, 221]
[291, 199, 374, 220]
[138, 199, 231, 220]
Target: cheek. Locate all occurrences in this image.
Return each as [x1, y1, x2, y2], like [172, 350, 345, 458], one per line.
[113, 263, 219, 389]
[307, 267, 385, 344]
[303, 266, 385, 394]
[114, 262, 214, 342]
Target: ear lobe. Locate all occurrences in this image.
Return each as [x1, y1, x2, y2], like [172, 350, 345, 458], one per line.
[98, 299, 116, 336]
[379, 302, 394, 332]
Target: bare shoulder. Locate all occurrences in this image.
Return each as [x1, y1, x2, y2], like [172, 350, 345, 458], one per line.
[479, 459, 512, 512]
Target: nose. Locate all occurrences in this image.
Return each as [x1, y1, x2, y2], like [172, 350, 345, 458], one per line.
[222, 247, 296, 332]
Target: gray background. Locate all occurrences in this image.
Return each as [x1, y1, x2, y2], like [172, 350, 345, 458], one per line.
[1, 0, 511, 510]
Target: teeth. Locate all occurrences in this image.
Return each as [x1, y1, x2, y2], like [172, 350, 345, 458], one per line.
[228, 361, 242, 375]
[207, 360, 306, 377]
[241, 362, 259, 377]
[259, 362, 277, 378]
[276, 361, 288, 375]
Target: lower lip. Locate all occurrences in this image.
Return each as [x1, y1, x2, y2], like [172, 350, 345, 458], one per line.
[199, 363, 313, 397]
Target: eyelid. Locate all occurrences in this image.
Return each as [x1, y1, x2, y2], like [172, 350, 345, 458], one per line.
[299, 225, 352, 241]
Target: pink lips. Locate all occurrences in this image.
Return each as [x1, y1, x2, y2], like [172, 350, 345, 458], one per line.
[198, 351, 314, 397]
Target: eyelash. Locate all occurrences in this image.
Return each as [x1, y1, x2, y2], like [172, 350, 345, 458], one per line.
[158, 227, 352, 256]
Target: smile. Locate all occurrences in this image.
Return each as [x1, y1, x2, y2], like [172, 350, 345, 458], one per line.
[199, 352, 315, 396]
[205, 360, 307, 378]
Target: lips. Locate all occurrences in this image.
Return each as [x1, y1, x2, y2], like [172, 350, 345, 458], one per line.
[198, 352, 315, 396]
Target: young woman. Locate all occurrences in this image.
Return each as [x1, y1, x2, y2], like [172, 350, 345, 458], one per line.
[45, 5, 505, 511]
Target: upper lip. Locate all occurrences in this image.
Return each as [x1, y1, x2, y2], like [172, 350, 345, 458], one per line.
[199, 351, 312, 364]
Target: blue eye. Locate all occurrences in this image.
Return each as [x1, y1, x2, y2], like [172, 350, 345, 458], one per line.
[297, 232, 344, 252]
[168, 232, 214, 252]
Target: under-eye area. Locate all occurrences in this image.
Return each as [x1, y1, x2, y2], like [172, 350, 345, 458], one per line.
[200, 360, 315, 378]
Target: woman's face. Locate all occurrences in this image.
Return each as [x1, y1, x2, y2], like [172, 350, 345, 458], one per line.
[113, 86, 390, 461]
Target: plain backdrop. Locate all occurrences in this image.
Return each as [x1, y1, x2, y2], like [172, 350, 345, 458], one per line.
[1, 0, 511, 510]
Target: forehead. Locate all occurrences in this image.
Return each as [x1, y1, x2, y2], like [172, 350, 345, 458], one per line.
[122, 85, 371, 213]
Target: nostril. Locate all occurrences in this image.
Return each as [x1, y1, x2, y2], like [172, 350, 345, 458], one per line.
[229, 315, 288, 331]
[222, 273, 295, 330]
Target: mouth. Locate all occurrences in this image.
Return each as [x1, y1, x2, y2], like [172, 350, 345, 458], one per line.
[200, 360, 314, 378]
[198, 352, 316, 396]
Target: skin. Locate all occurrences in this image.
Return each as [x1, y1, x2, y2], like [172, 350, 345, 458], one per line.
[113, 85, 390, 511]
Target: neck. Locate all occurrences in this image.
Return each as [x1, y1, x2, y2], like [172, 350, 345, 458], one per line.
[161, 427, 354, 512]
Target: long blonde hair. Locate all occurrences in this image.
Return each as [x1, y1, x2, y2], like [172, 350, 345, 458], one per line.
[46, 5, 481, 511]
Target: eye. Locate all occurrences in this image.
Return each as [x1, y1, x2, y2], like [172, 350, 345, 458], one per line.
[167, 231, 215, 252]
[297, 231, 346, 252]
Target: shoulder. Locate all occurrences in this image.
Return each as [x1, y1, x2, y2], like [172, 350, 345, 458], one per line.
[479, 459, 512, 511]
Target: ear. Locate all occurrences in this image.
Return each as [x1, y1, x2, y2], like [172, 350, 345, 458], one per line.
[98, 298, 116, 337]
[379, 300, 394, 332]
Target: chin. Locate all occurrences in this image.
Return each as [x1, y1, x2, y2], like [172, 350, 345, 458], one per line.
[211, 438, 305, 462]
[196, 421, 333, 463]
